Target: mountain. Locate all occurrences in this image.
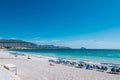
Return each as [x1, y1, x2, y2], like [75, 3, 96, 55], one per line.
[0, 39, 71, 49]
[38, 45, 71, 49]
[80, 47, 86, 49]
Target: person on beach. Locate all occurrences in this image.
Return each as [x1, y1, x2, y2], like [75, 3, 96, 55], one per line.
[49, 63, 54, 66]
[28, 55, 31, 59]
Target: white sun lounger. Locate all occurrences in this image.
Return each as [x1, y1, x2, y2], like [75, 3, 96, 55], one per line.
[4, 64, 17, 75]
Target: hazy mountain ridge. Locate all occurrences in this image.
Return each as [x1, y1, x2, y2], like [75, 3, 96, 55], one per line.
[0, 39, 71, 49]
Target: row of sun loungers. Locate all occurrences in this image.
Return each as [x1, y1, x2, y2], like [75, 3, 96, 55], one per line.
[49, 58, 120, 74]
[110, 66, 120, 74]
[9, 51, 25, 57]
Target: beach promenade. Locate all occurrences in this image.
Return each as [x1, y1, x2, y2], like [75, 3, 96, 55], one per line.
[0, 70, 13, 80]
[0, 64, 21, 80]
[0, 50, 120, 80]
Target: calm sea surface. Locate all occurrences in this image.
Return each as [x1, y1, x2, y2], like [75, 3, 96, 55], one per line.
[9, 49, 120, 64]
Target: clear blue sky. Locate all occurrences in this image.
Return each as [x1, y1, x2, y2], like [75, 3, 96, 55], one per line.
[0, 0, 120, 48]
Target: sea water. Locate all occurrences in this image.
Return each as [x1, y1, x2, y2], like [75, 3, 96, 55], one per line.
[9, 49, 120, 64]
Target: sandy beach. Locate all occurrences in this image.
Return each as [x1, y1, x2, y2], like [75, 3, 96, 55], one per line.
[0, 50, 120, 80]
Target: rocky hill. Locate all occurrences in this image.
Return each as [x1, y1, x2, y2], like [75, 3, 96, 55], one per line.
[0, 39, 71, 49]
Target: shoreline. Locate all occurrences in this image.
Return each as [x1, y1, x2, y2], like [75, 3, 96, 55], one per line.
[0, 50, 120, 80]
[9, 50, 120, 66]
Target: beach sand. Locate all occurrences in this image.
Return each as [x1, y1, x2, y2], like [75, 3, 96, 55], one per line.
[0, 50, 120, 80]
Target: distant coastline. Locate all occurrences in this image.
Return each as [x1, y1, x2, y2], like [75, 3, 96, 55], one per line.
[0, 39, 71, 49]
[1, 39, 120, 50]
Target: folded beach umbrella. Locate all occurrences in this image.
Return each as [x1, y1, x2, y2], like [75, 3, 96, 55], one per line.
[85, 61, 101, 65]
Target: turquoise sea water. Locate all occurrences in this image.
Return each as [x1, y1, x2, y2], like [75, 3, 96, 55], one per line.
[9, 49, 120, 64]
